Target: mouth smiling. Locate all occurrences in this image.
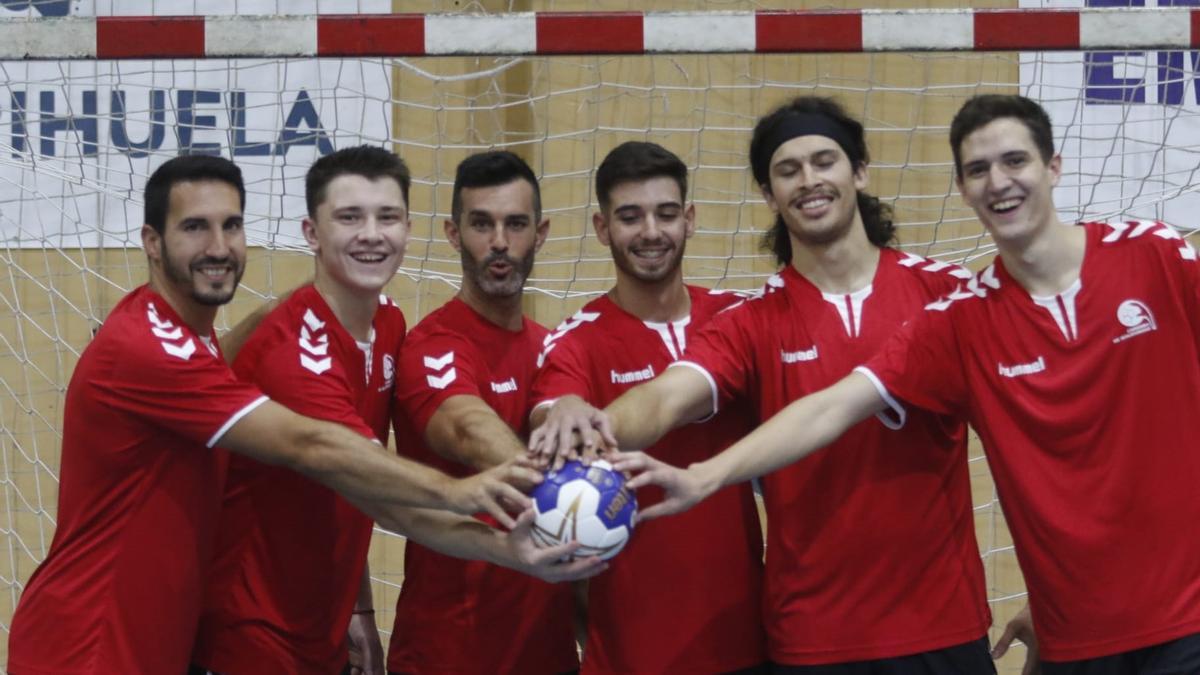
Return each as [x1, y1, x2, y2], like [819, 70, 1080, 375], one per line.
[990, 197, 1022, 214]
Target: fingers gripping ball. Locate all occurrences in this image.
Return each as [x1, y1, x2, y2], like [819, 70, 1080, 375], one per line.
[531, 460, 637, 561]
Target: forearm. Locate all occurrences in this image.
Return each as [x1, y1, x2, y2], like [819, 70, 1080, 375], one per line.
[607, 368, 711, 450]
[382, 506, 506, 565]
[692, 372, 884, 491]
[286, 421, 458, 511]
[355, 562, 374, 612]
[427, 398, 525, 471]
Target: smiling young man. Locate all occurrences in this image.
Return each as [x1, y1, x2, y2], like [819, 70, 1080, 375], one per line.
[610, 94, 1200, 674]
[530, 141, 767, 675]
[5, 155, 572, 675]
[534, 98, 994, 673]
[190, 146, 412, 675]
[386, 151, 578, 675]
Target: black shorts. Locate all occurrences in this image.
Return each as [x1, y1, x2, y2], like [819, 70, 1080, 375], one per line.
[771, 637, 995, 675]
[1041, 632, 1200, 675]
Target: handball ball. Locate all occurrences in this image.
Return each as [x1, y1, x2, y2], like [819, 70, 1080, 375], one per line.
[531, 459, 637, 561]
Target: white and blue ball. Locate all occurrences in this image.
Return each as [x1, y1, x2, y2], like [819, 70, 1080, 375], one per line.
[531, 459, 637, 561]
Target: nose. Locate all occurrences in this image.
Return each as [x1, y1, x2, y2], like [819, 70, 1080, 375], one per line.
[987, 163, 1013, 192]
[207, 226, 232, 259]
[793, 164, 826, 192]
[643, 213, 661, 239]
[359, 215, 384, 242]
[490, 224, 509, 252]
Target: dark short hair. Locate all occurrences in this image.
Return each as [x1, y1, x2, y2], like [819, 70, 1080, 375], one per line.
[305, 145, 411, 217]
[949, 94, 1055, 179]
[144, 155, 245, 234]
[750, 96, 894, 266]
[595, 141, 688, 211]
[450, 151, 541, 224]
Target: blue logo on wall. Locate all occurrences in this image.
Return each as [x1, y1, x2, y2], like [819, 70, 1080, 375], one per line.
[1085, 0, 1199, 105]
[0, 1, 72, 18]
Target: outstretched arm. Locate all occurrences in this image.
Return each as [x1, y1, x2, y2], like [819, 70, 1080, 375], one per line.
[391, 507, 606, 583]
[219, 401, 540, 530]
[529, 366, 714, 463]
[615, 371, 887, 519]
[423, 395, 528, 471]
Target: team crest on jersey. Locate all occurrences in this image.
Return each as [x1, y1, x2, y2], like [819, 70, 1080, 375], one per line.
[146, 302, 197, 361]
[424, 351, 457, 389]
[1112, 299, 1157, 344]
[299, 309, 332, 375]
[381, 353, 395, 389]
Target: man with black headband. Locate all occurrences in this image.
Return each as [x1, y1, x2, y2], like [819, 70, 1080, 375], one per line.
[533, 96, 996, 673]
[606, 93, 1200, 674]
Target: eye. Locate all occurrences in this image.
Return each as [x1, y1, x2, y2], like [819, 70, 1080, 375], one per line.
[224, 219, 244, 231]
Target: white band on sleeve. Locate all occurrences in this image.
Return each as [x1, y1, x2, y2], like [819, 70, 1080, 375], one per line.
[852, 367, 907, 430]
[667, 360, 720, 420]
[207, 395, 270, 448]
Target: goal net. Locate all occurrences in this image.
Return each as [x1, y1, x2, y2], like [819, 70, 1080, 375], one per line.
[2, 1, 1198, 669]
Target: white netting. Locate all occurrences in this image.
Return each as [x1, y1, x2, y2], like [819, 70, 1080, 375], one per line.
[3, 2, 1200, 672]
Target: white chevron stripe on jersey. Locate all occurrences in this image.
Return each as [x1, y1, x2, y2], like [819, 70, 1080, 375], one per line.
[426, 368, 457, 390]
[146, 302, 197, 361]
[302, 308, 326, 333]
[423, 351, 455, 372]
[297, 311, 333, 375]
[1102, 220, 1197, 261]
[897, 252, 973, 279]
[539, 310, 602, 365]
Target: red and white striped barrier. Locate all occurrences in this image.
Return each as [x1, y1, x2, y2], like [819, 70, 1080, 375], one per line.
[0, 8, 1196, 60]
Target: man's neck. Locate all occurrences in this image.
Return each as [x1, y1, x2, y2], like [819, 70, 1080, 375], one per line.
[148, 275, 217, 337]
[607, 270, 690, 323]
[789, 225, 881, 295]
[457, 283, 525, 331]
[996, 219, 1086, 297]
[313, 272, 379, 342]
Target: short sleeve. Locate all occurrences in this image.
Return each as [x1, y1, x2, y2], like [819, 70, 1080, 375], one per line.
[394, 329, 487, 436]
[100, 338, 267, 449]
[531, 334, 592, 407]
[859, 303, 967, 419]
[236, 335, 375, 441]
[673, 302, 757, 414]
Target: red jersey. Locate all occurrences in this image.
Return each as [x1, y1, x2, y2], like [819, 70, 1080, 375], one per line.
[388, 297, 577, 675]
[863, 221, 1200, 661]
[8, 285, 267, 675]
[679, 248, 990, 665]
[192, 285, 406, 674]
[533, 286, 766, 674]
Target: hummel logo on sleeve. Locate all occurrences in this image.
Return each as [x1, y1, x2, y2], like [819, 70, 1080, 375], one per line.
[146, 302, 196, 361]
[299, 309, 332, 375]
[781, 346, 819, 363]
[424, 351, 457, 389]
[998, 356, 1046, 378]
[611, 366, 655, 384]
[490, 377, 518, 394]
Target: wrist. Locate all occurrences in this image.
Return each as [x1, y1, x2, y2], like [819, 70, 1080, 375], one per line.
[688, 459, 724, 499]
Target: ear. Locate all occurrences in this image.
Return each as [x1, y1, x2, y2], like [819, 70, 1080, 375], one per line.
[301, 217, 320, 254]
[533, 216, 550, 252]
[683, 203, 697, 239]
[760, 183, 780, 215]
[854, 162, 869, 192]
[142, 224, 162, 265]
[1048, 153, 1062, 187]
[593, 211, 611, 247]
[444, 218, 462, 252]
